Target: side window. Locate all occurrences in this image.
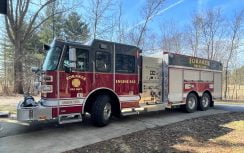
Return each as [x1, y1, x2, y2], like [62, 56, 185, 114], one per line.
[76, 49, 89, 71]
[96, 51, 111, 72]
[116, 54, 135, 73]
[63, 46, 89, 71]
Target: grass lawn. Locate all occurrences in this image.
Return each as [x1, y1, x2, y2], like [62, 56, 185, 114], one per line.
[173, 119, 244, 153]
[0, 95, 40, 114]
[0, 105, 17, 114]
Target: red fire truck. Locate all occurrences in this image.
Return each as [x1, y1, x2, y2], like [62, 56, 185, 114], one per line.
[17, 38, 223, 126]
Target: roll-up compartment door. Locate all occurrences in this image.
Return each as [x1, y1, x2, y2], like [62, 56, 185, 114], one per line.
[184, 70, 200, 81]
[201, 71, 213, 81]
[169, 68, 183, 102]
[214, 72, 222, 98]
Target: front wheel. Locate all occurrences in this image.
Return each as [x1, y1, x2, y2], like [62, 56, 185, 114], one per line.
[199, 93, 211, 111]
[185, 93, 198, 113]
[91, 95, 112, 127]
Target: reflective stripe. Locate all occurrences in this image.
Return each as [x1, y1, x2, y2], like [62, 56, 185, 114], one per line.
[119, 96, 140, 101]
[60, 99, 84, 106]
[41, 98, 84, 106]
[41, 100, 59, 106]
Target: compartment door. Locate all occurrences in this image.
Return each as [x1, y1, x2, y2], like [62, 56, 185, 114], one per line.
[169, 68, 183, 102]
[214, 72, 222, 99]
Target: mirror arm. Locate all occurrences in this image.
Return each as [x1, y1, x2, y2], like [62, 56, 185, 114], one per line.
[43, 44, 50, 51]
[64, 66, 72, 73]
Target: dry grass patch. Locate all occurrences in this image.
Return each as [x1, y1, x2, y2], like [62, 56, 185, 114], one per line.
[0, 95, 40, 114]
[173, 120, 244, 153]
[65, 112, 244, 153]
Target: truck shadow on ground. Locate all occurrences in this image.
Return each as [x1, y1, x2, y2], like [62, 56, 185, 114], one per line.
[1, 110, 243, 153]
[0, 108, 192, 137]
[0, 108, 184, 138]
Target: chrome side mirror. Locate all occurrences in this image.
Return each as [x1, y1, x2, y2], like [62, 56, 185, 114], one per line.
[69, 48, 76, 69]
[31, 67, 40, 73]
[43, 44, 50, 51]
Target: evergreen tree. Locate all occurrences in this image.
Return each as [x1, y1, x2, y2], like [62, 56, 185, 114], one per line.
[63, 12, 90, 42]
[39, 9, 90, 44]
[39, 5, 65, 44]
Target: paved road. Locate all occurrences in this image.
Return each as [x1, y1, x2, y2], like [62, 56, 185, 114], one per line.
[0, 103, 243, 153]
[215, 103, 244, 112]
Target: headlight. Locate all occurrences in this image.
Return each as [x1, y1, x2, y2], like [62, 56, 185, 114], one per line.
[41, 85, 53, 93]
[42, 75, 53, 82]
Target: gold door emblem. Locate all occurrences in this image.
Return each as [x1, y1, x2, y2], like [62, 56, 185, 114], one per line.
[72, 79, 81, 88]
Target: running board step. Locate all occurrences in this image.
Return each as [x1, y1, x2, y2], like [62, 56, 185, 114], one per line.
[121, 104, 166, 116]
[146, 102, 163, 105]
[58, 113, 82, 124]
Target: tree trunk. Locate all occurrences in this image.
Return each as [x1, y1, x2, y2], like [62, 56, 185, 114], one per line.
[13, 40, 24, 94]
[14, 59, 24, 94]
[224, 66, 228, 99]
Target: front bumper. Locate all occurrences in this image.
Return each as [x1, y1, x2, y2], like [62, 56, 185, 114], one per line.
[17, 101, 53, 121]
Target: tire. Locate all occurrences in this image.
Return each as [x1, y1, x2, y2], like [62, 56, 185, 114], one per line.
[199, 93, 211, 111]
[91, 95, 112, 127]
[185, 93, 198, 113]
[210, 100, 214, 107]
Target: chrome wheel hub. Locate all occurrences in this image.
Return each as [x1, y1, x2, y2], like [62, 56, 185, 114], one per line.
[103, 103, 111, 120]
[202, 97, 209, 107]
[188, 97, 196, 109]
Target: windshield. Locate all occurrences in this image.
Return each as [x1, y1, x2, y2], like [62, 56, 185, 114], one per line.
[42, 45, 62, 71]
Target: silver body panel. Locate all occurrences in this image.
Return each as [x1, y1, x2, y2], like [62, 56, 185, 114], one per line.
[17, 101, 53, 121]
[142, 53, 222, 105]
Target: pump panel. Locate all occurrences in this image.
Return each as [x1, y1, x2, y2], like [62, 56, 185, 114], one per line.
[141, 57, 162, 104]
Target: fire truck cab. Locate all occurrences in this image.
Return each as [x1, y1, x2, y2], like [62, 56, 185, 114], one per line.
[17, 38, 223, 126]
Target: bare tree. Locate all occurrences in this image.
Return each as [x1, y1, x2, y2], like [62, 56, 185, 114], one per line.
[224, 10, 244, 99]
[0, 37, 11, 95]
[187, 15, 202, 56]
[136, 0, 165, 47]
[4, 0, 75, 94]
[200, 9, 225, 60]
[160, 20, 184, 53]
[4, 0, 52, 93]
[86, 0, 115, 39]
[116, 0, 124, 43]
[142, 32, 161, 54]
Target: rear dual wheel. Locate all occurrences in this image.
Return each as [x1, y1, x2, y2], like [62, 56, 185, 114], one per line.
[185, 93, 198, 113]
[185, 92, 211, 113]
[199, 93, 210, 111]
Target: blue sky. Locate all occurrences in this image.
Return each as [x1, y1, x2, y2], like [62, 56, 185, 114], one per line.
[0, 0, 243, 65]
[117, 0, 244, 66]
[1, 0, 243, 39]
[120, 0, 244, 33]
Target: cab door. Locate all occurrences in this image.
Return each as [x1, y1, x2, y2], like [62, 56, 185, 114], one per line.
[92, 41, 114, 90]
[59, 45, 92, 99]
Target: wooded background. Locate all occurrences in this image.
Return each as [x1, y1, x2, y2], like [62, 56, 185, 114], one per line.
[0, 0, 243, 100]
